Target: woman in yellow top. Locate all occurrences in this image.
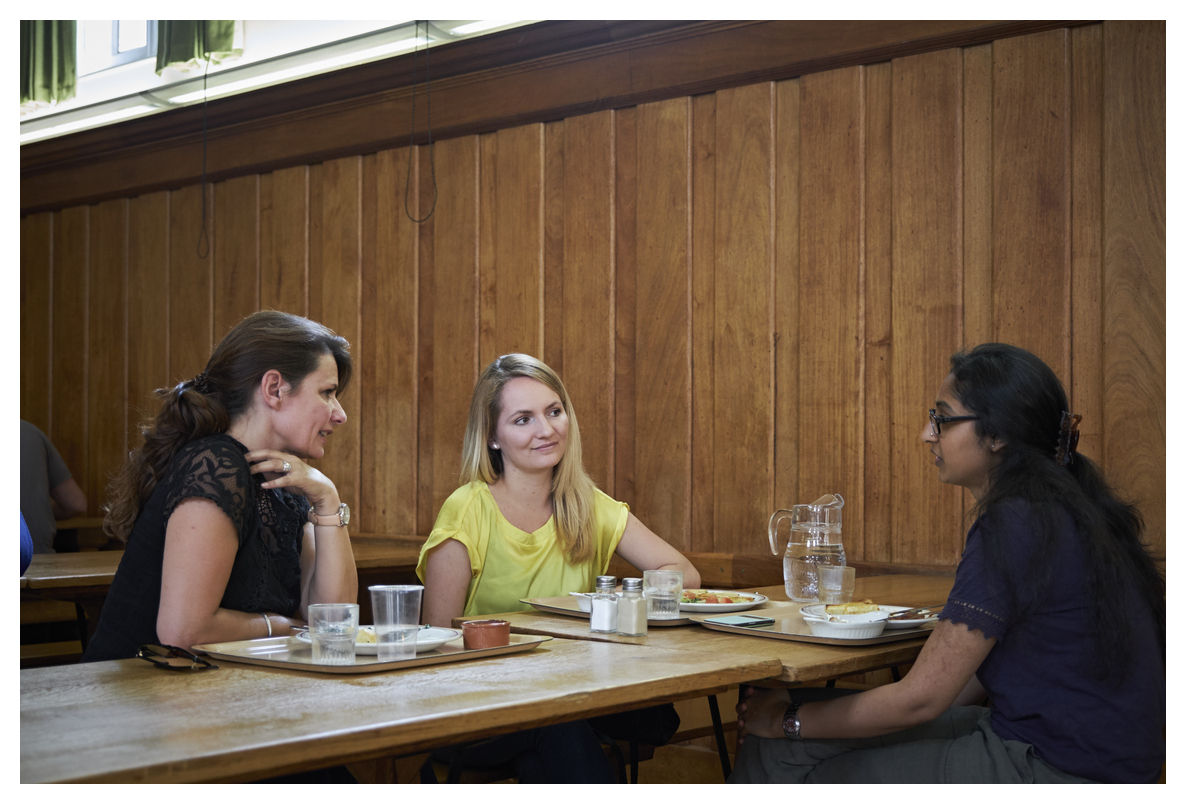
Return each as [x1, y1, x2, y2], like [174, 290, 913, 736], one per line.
[418, 353, 698, 626]
[416, 353, 700, 783]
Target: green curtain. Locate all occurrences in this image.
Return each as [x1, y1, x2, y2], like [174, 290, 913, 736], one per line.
[20, 20, 77, 105]
[156, 20, 239, 74]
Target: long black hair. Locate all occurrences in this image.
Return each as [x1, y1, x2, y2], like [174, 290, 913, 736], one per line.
[948, 343, 1164, 681]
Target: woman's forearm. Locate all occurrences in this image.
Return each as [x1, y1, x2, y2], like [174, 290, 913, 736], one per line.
[304, 525, 359, 614]
[158, 607, 302, 650]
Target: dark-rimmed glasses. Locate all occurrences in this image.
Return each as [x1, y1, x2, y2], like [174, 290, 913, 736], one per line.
[928, 409, 980, 436]
[136, 644, 219, 672]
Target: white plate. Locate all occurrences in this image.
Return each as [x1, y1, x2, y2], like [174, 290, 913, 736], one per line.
[799, 604, 939, 630]
[679, 590, 769, 613]
[295, 626, 461, 655]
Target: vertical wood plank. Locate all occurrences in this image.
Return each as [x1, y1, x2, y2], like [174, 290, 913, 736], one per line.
[361, 149, 419, 535]
[691, 92, 717, 552]
[714, 83, 773, 555]
[169, 184, 213, 383]
[1069, 24, 1104, 465]
[560, 112, 615, 493]
[309, 157, 362, 529]
[1102, 21, 1165, 557]
[891, 50, 964, 566]
[635, 98, 692, 548]
[862, 63, 893, 564]
[20, 214, 52, 430]
[213, 175, 260, 339]
[260, 165, 309, 316]
[416, 144, 438, 535]
[87, 200, 128, 513]
[963, 43, 994, 348]
[479, 125, 544, 364]
[993, 29, 1070, 375]
[424, 137, 480, 525]
[798, 68, 863, 551]
[613, 108, 638, 512]
[543, 120, 566, 378]
[50, 207, 89, 477]
[772, 79, 800, 547]
[127, 193, 170, 449]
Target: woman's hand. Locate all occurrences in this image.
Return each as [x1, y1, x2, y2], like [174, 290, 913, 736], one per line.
[245, 449, 340, 514]
[736, 685, 792, 744]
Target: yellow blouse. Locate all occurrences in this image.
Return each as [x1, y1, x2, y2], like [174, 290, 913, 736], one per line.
[416, 481, 630, 616]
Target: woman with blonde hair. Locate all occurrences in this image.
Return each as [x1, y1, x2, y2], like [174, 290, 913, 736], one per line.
[417, 353, 699, 782]
[419, 352, 698, 625]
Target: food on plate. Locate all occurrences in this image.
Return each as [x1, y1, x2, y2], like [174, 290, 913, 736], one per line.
[680, 589, 754, 605]
[356, 626, 377, 644]
[825, 599, 879, 615]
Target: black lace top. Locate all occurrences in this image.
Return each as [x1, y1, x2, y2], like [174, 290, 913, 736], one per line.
[83, 434, 307, 662]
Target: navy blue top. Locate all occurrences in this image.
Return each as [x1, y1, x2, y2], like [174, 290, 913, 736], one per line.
[83, 434, 307, 662]
[942, 500, 1165, 783]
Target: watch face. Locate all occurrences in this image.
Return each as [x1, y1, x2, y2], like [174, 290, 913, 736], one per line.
[339, 503, 350, 526]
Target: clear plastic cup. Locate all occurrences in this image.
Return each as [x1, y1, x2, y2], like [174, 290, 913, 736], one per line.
[369, 585, 423, 661]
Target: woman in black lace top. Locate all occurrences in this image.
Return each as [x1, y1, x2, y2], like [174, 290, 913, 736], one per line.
[84, 311, 358, 661]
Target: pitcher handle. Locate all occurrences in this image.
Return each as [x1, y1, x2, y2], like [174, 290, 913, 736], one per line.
[768, 509, 794, 557]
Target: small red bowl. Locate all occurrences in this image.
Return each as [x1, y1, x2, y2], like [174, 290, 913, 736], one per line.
[462, 619, 510, 650]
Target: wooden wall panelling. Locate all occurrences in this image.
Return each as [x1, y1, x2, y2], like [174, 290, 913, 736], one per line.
[168, 184, 214, 383]
[862, 62, 893, 564]
[634, 98, 692, 549]
[890, 50, 965, 566]
[691, 92, 717, 551]
[479, 125, 544, 363]
[992, 29, 1071, 374]
[713, 83, 773, 555]
[415, 145, 437, 535]
[126, 193, 169, 452]
[50, 206, 88, 479]
[640, 94, 692, 547]
[797, 69, 864, 554]
[542, 121, 566, 380]
[86, 199, 128, 512]
[559, 112, 615, 492]
[771, 79, 800, 549]
[260, 165, 309, 315]
[308, 157, 362, 529]
[423, 136, 480, 527]
[213, 175, 261, 339]
[20, 214, 52, 430]
[1069, 25, 1105, 467]
[962, 43, 994, 349]
[1102, 21, 1165, 558]
[361, 148, 419, 535]
[612, 108, 638, 512]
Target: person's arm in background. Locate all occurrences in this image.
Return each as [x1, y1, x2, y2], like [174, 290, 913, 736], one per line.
[615, 513, 701, 589]
[50, 477, 86, 520]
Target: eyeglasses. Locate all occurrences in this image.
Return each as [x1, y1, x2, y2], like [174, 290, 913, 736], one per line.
[928, 409, 980, 436]
[136, 644, 219, 672]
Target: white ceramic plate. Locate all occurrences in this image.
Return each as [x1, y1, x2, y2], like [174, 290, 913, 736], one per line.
[679, 590, 769, 613]
[799, 604, 939, 630]
[295, 625, 461, 655]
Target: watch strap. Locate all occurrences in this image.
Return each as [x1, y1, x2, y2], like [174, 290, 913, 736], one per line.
[308, 502, 349, 527]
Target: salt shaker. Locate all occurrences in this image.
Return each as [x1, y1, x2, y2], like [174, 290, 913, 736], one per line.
[617, 577, 648, 636]
[589, 575, 619, 633]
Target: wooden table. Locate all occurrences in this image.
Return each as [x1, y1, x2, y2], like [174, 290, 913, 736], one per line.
[20, 637, 783, 783]
[471, 574, 955, 685]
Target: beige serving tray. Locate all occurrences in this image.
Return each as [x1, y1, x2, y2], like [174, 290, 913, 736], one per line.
[694, 613, 936, 646]
[521, 596, 695, 626]
[194, 633, 552, 674]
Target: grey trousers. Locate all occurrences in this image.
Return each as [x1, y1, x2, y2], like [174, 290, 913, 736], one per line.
[729, 691, 1091, 784]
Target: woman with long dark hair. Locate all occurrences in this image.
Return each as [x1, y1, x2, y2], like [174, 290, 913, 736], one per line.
[730, 343, 1164, 783]
[84, 310, 358, 661]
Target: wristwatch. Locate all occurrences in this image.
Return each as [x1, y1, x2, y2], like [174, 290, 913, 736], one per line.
[308, 502, 350, 527]
[782, 701, 803, 740]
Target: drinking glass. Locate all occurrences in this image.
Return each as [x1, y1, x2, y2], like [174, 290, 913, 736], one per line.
[369, 585, 423, 661]
[308, 603, 359, 665]
[818, 565, 856, 605]
[642, 570, 683, 620]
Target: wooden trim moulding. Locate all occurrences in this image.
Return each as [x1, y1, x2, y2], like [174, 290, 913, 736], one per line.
[21, 20, 1091, 214]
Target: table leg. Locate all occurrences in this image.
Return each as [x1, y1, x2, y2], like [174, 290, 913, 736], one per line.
[707, 694, 731, 779]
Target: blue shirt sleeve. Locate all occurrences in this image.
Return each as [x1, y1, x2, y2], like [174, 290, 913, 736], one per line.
[20, 512, 33, 576]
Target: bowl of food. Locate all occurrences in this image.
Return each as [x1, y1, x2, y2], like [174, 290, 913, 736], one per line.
[462, 619, 511, 650]
[802, 610, 889, 639]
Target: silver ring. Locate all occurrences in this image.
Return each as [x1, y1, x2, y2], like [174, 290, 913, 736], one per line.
[281, 461, 291, 474]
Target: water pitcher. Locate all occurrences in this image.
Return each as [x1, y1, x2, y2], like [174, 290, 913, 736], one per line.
[768, 493, 846, 602]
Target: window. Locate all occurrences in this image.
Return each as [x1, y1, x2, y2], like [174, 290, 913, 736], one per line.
[79, 20, 157, 76]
